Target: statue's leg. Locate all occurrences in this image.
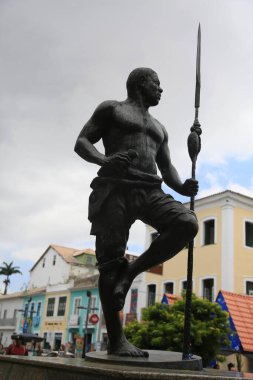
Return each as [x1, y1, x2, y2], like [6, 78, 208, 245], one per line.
[113, 189, 199, 311]
[96, 232, 148, 357]
[130, 212, 198, 275]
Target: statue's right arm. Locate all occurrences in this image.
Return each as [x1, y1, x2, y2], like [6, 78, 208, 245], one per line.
[74, 101, 114, 166]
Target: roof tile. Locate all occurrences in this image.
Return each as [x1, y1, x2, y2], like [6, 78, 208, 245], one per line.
[221, 290, 253, 352]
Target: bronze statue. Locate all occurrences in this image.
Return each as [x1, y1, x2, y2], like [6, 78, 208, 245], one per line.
[75, 67, 198, 357]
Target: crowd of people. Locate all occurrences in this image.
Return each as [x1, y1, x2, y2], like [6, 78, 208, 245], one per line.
[0, 339, 75, 357]
[0, 339, 240, 372]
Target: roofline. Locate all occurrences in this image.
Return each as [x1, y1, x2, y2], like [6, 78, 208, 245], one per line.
[29, 244, 97, 272]
[29, 245, 52, 272]
[0, 287, 46, 299]
[184, 189, 253, 210]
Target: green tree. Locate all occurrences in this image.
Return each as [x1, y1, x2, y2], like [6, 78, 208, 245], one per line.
[124, 294, 230, 366]
[0, 261, 22, 295]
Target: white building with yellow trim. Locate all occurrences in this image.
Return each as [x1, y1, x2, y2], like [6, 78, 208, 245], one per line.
[143, 190, 253, 306]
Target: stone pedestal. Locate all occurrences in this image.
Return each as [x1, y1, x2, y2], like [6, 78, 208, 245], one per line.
[86, 350, 203, 370]
[1, 355, 253, 380]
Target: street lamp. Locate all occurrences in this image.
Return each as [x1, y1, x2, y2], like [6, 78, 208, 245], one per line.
[77, 290, 98, 358]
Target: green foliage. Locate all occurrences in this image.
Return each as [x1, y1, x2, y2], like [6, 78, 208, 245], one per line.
[124, 294, 231, 366]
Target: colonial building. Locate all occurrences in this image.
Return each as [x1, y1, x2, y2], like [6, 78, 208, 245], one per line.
[144, 190, 253, 303]
[41, 283, 71, 350]
[19, 287, 46, 336]
[28, 244, 98, 289]
[0, 292, 23, 347]
[66, 275, 100, 356]
[0, 244, 100, 349]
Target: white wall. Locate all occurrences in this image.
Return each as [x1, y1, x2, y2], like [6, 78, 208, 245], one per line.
[0, 296, 23, 347]
[28, 248, 70, 289]
[70, 265, 98, 279]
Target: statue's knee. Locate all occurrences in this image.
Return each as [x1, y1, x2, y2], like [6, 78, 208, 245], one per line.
[96, 229, 126, 263]
[185, 214, 199, 238]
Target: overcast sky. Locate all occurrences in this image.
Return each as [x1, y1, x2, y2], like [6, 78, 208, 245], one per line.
[1, 0, 253, 292]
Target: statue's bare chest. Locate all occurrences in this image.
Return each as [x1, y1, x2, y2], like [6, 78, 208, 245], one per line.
[110, 104, 164, 144]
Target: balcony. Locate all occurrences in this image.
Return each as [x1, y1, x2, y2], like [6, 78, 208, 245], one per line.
[0, 317, 17, 328]
[69, 314, 80, 327]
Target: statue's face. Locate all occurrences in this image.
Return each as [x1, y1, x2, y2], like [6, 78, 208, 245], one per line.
[141, 72, 163, 107]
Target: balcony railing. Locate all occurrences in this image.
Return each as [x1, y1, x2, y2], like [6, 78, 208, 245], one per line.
[0, 317, 17, 327]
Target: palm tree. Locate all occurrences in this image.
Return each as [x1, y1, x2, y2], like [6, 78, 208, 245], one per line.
[0, 261, 22, 295]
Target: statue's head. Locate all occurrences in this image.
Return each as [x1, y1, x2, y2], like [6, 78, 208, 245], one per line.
[126, 67, 162, 106]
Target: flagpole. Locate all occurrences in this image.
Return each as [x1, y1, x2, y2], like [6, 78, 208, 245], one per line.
[182, 24, 202, 360]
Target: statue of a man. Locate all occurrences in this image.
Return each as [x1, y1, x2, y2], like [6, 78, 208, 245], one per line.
[75, 68, 198, 357]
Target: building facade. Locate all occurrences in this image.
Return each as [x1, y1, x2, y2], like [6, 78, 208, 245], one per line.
[0, 292, 23, 347]
[66, 275, 100, 355]
[144, 190, 253, 303]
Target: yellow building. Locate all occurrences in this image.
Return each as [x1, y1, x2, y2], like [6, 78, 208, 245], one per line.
[41, 284, 71, 350]
[145, 190, 253, 303]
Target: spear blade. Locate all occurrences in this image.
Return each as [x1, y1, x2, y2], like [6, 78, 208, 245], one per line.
[195, 24, 201, 109]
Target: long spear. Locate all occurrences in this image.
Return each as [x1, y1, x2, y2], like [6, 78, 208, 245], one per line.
[182, 24, 202, 360]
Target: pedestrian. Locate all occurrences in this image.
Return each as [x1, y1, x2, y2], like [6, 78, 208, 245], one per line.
[6, 338, 28, 356]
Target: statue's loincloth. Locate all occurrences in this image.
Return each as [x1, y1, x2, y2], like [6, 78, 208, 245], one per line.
[88, 171, 196, 236]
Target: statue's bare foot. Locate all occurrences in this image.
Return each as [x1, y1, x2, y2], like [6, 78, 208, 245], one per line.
[113, 264, 133, 311]
[108, 340, 149, 357]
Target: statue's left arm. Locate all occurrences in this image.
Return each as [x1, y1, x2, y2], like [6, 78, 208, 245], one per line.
[156, 127, 198, 197]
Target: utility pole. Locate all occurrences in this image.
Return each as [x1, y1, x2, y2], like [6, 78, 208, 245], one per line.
[77, 290, 98, 358]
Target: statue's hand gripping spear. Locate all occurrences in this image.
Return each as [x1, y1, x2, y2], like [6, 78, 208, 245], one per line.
[182, 24, 202, 360]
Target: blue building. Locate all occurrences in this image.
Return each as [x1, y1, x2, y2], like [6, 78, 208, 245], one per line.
[66, 275, 100, 355]
[19, 288, 46, 336]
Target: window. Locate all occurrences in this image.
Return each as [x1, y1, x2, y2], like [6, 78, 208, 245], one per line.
[54, 332, 62, 351]
[130, 289, 138, 314]
[203, 219, 215, 245]
[202, 278, 214, 302]
[245, 221, 253, 248]
[73, 298, 81, 315]
[37, 302, 42, 316]
[246, 281, 253, 295]
[57, 296, 67, 316]
[89, 296, 97, 310]
[13, 309, 17, 319]
[46, 298, 55, 317]
[52, 255, 56, 266]
[86, 255, 93, 265]
[164, 282, 174, 294]
[3, 310, 7, 319]
[147, 284, 156, 306]
[42, 258, 46, 268]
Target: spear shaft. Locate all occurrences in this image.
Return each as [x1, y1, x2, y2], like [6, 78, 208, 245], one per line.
[182, 24, 202, 360]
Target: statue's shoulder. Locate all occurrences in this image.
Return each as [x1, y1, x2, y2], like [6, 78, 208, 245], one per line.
[94, 100, 120, 115]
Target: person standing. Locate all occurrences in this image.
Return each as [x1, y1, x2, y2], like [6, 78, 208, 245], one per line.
[6, 338, 28, 356]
